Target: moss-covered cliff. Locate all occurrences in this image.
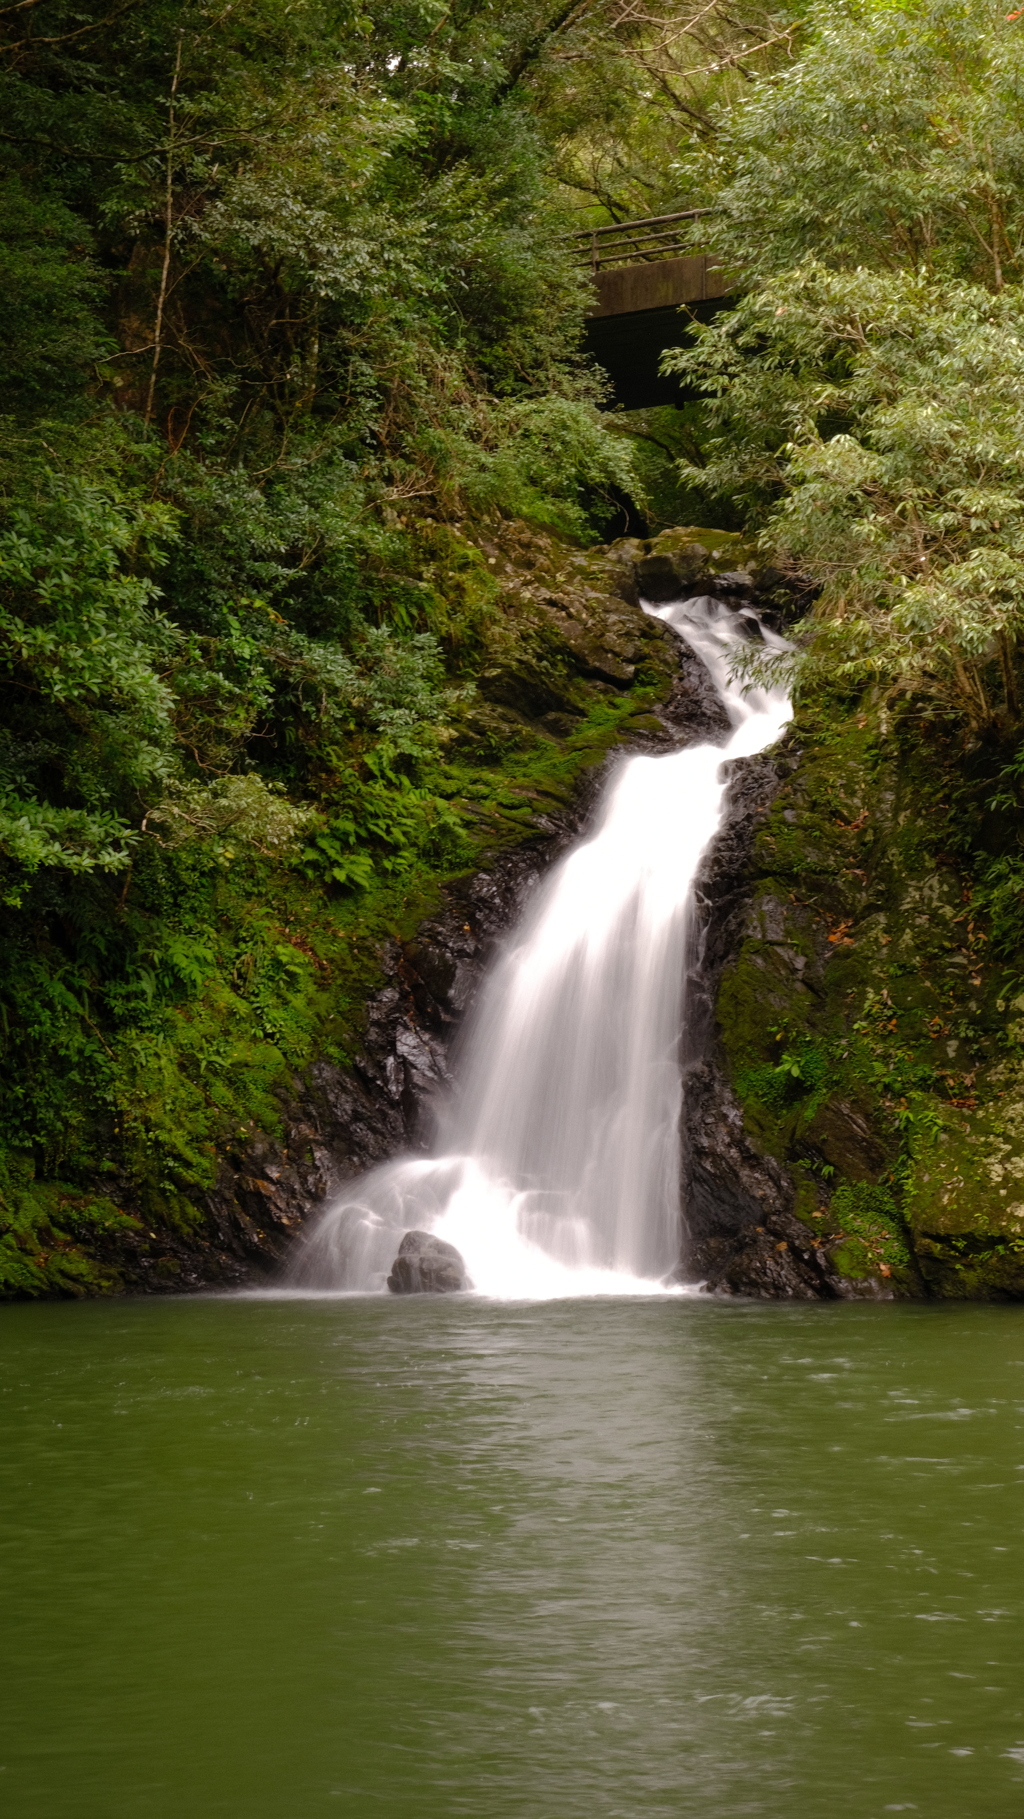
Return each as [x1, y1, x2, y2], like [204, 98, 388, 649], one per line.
[700, 695, 1024, 1302]
[9, 516, 1023, 1305]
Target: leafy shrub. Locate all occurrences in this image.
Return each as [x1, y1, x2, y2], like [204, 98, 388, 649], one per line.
[737, 1038, 829, 1113]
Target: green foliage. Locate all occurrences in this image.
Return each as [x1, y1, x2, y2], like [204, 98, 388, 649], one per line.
[668, 265, 1024, 724]
[0, 178, 109, 417]
[602, 406, 732, 534]
[301, 771, 472, 891]
[968, 854, 1024, 961]
[461, 396, 644, 538]
[664, 0, 1024, 735]
[541, 0, 808, 223]
[143, 775, 312, 862]
[22, 0, 1024, 1300]
[0, 0, 682, 1285]
[736, 1035, 829, 1113]
[676, 0, 1024, 291]
[0, 1149, 138, 1297]
[0, 467, 178, 898]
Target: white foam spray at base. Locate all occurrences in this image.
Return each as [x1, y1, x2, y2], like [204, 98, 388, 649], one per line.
[288, 595, 791, 1298]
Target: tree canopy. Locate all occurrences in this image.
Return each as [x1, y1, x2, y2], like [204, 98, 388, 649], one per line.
[666, 0, 1024, 732]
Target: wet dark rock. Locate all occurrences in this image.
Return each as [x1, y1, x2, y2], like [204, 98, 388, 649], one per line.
[682, 753, 786, 1068]
[634, 551, 692, 602]
[478, 661, 576, 719]
[539, 710, 582, 738]
[710, 570, 758, 599]
[656, 633, 733, 745]
[634, 541, 731, 603]
[798, 1098, 889, 1184]
[628, 529, 758, 605]
[387, 1229, 468, 1294]
[561, 634, 635, 685]
[696, 1214, 893, 1300]
[682, 1059, 857, 1299]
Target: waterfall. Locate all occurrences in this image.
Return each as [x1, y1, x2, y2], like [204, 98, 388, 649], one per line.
[289, 595, 791, 1297]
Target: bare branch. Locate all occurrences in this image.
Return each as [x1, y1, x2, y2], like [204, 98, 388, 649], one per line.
[2, 0, 141, 53]
[145, 32, 184, 426]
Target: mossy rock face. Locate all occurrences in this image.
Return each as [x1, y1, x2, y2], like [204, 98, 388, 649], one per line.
[15, 509, 1021, 1304]
[0, 1158, 140, 1298]
[903, 1065, 1024, 1297]
[443, 520, 681, 756]
[710, 694, 1024, 1299]
[801, 1097, 889, 1184]
[616, 526, 761, 603]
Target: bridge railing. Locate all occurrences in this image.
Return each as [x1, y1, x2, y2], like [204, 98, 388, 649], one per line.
[568, 209, 716, 274]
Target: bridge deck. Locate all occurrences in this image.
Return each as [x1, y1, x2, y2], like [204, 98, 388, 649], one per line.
[588, 254, 725, 318]
[569, 211, 725, 318]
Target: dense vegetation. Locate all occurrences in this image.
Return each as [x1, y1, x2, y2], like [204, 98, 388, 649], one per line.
[669, 0, 1024, 737]
[1, 0, 781, 1287]
[662, 0, 1024, 1294]
[5, 0, 1024, 1296]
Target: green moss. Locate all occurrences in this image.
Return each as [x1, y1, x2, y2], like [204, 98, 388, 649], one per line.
[736, 1039, 829, 1118]
[0, 1156, 138, 1297]
[899, 1064, 1024, 1295]
[646, 525, 762, 572]
[827, 1238, 874, 1278]
[829, 1182, 911, 1273]
[911, 1231, 1024, 1300]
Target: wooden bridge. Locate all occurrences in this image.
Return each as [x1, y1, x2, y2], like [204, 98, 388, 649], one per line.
[569, 211, 727, 408]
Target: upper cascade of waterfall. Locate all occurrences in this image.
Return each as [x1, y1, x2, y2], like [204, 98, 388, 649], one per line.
[287, 594, 792, 1299]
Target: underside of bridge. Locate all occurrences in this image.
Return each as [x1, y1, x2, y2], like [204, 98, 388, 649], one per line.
[576, 236, 730, 410]
[585, 299, 723, 410]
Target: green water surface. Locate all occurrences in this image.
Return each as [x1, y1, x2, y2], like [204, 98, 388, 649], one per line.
[0, 1295, 1021, 1818]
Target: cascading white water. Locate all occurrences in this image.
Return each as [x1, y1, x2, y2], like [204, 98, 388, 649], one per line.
[289, 595, 791, 1298]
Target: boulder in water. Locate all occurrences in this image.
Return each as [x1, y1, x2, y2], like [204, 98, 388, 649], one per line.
[387, 1230, 468, 1294]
